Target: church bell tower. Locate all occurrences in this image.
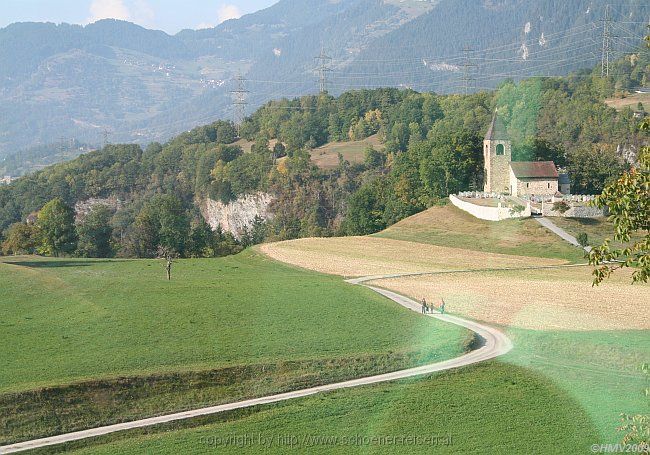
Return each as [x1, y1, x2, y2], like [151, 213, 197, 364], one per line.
[483, 110, 511, 194]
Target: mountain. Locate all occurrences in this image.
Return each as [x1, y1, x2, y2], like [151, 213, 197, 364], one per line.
[0, 0, 648, 158]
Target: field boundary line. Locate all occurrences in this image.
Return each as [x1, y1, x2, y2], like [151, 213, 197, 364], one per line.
[346, 263, 590, 284]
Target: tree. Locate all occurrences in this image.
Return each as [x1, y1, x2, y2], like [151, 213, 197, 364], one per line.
[76, 205, 113, 258]
[1, 223, 41, 255]
[567, 145, 626, 194]
[37, 198, 77, 257]
[364, 146, 383, 168]
[187, 218, 215, 258]
[133, 195, 189, 258]
[157, 246, 178, 281]
[589, 123, 649, 284]
[577, 232, 589, 248]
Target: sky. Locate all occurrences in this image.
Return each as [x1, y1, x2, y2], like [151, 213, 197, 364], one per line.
[0, 0, 278, 34]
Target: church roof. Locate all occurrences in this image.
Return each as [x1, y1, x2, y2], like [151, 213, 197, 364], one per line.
[510, 161, 559, 179]
[485, 110, 508, 141]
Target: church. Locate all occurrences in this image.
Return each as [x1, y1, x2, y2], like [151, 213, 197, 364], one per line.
[483, 111, 563, 197]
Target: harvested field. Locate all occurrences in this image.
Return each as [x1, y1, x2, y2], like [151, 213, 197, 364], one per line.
[370, 266, 649, 331]
[261, 237, 565, 278]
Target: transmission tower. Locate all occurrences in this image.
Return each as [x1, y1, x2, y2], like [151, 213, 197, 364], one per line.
[315, 48, 332, 94]
[58, 136, 66, 155]
[102, 129, 112, 148]
[230, 73, 249, 136]
[461, 46, 477, 95]
[601, 4, 612, 78]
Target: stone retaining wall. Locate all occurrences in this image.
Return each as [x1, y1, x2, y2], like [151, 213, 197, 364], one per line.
[449, 195, 531, 221]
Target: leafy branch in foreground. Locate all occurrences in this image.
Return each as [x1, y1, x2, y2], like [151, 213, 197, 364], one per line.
[588, 119, 649, 285]
[617, 364, 649, 447]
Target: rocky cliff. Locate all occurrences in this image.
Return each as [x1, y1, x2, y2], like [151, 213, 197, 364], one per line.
[201, 193, 273, 239]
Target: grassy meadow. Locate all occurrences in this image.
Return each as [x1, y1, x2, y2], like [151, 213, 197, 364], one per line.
[375, 204, 587, 262]
[3, 203, 647, 453]
[57, 330, 647, 454]
[58, 363, 600, 454]
[0, 250, 469, 444]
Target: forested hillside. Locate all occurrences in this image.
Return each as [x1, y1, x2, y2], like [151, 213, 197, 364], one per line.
[0, 0, 647, 157]
[1, 47, 647, 259]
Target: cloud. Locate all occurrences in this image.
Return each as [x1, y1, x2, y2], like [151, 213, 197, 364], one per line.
[132, 0, 155, 28]
[217, 4, 242, 24]
[87, 0, 132, 23]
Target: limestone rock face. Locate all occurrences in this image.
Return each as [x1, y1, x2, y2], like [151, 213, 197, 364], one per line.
[201, 192, 273, 239]
[74, 196, 122, 222]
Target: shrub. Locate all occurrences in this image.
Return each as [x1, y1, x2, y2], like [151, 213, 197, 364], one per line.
[577, 232, 589, 247]
[552, 201, 570, 214]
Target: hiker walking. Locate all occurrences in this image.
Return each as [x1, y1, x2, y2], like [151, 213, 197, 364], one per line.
[421, 298, 427, 314]
[439, 298, 446, 314]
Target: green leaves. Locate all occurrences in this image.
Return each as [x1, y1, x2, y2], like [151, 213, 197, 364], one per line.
[589, 144, 649, 285]
[36, 198, 77, 257]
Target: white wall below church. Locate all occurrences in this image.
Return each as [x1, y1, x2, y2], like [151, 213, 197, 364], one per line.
[449, 195, 531, 221]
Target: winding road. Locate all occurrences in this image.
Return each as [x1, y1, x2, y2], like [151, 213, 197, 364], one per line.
[0, 274, 512, 454]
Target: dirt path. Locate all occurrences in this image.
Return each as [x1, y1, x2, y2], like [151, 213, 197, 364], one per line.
[0, 275, 512, 454]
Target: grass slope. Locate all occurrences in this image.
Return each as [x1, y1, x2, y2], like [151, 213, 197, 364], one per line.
[0, 250, 468, 444]
[375, 204, 586, 262]
[61, 330, 646, 454]
[505, 329, 649, 443]
[309, 134, 382, 169]
[61, 363, 600, 454]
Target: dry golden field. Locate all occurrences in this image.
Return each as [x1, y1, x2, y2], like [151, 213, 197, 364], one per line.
[261, 234, 648, 331]
[260, 236, 564, 278]
[370, 267, 649, 331]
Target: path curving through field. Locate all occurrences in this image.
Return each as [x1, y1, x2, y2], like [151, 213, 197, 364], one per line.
[0, 274, 512, 454]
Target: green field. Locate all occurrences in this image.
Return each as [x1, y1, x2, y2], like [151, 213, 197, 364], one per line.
[374, 204, 586, 262]
[0, 251, 469, 444]
[2, 207, 646, 453]
[49, 329, 647, 454]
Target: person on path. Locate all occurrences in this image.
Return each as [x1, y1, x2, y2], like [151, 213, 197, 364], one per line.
[439, 298, 446, 314]
[421, 298, 427, 314]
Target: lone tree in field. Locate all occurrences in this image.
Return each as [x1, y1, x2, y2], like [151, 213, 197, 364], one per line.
[37, 198, 77, 257]
[157, 246, 178, 281]
[589, 120, 649, 285]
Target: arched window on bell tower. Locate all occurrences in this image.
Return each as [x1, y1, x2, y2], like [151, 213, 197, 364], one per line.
[496, 143, 505, 155]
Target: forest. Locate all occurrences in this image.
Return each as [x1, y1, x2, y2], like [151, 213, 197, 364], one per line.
[0, 45, 648, 259]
